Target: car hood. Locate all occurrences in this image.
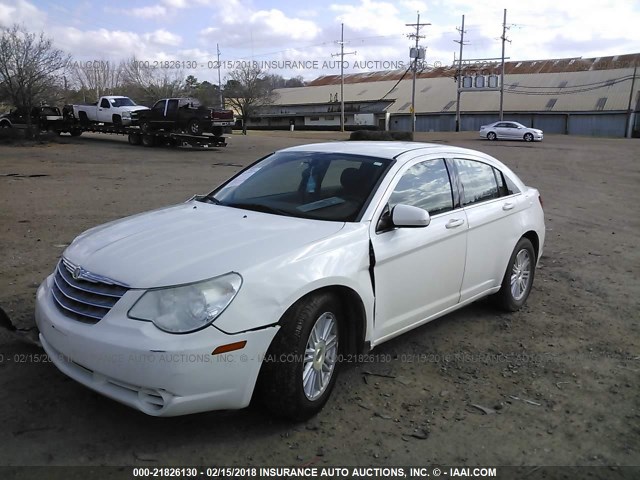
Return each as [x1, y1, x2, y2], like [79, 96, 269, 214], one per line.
[63, 201, 345, 288]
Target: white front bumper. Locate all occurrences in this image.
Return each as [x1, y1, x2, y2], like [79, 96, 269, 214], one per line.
[35, 275, 279, 416]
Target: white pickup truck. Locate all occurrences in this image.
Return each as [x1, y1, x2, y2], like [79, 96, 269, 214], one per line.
[70, 96, 149, 126]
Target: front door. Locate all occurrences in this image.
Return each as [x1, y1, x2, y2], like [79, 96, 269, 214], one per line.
[370, 157, 467, 344]
[97, 98, 111, 123]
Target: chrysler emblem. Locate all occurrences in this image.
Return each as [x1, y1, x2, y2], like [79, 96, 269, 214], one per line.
[72, 266, 84, 280]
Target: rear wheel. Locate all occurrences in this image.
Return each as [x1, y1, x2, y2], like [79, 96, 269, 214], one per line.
[524, 133, 534, 142]
[487, 131, 497, 140]
[69, 130, 82, 137]
[128, 133, 141, 145]
[258, 292, 342, 421]
[495, 237, 535, 311]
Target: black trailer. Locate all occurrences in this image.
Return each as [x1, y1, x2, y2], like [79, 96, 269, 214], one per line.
[55, 119, 227, 149]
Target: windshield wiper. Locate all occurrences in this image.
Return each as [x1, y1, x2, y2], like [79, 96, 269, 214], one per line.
[197, 195, 220, 205]
[224, 202, 290, 216]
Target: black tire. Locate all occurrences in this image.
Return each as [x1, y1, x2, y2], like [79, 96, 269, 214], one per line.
[258, 292, 343, 421]
[524, 133, 534, 142]
[139, 120, 152, 134]
[487, 131, 497, 140]
[187, 119, 202, 136]
[495, 237, 536, 311]
[0, 121, 10, 128]
[112, 114, 122, 125]
[128, 133, 141, 145]
[142, 134, 155, 147]
[70, 130, 82, 137]
[211, 126, 223, 137]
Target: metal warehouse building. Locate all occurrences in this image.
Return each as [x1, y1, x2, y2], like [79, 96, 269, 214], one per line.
[252, 53, 639, 137]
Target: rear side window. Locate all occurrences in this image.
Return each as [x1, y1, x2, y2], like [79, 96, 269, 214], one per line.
[389, 158, 454, 216]
[496, 170, 521, 196]
[455, 159, 499, 206]
[166, 99, 179, 115]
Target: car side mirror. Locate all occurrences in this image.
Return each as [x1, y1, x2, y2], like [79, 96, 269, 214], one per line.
[391, 204, 430, 228]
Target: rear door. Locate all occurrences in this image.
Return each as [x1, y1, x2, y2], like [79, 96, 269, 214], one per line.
[453, 157, 525, 301]
[163, 99, 179, 130]
[493, 122, 509, 139]
[370, 157, 467, 343]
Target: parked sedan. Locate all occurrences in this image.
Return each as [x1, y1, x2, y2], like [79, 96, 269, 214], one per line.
[480, 121, 543, 142]
[36, 142, 545, 420]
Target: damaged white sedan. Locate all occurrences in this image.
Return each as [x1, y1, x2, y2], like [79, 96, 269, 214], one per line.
[36, 142, 545, 420]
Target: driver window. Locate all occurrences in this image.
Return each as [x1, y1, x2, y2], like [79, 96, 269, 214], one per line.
[100, 98, 110, 108]
[388, 159, 454, 216]
[153, 100, 166, 112]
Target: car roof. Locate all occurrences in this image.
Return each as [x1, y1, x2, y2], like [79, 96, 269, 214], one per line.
[279, 141, 493, 162]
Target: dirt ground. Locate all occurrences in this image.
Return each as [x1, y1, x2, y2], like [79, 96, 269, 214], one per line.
[0, 130, 638, 474]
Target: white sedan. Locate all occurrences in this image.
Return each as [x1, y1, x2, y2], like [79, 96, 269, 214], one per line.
[480, 121, 543, 142]
[36, 142, 545, 420]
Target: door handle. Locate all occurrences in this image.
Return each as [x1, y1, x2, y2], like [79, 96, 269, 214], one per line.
[502, 202, 515, 211]
[445, 218, 464, 229]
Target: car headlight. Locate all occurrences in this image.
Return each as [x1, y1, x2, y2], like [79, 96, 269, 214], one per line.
[128, 273, 242, 334]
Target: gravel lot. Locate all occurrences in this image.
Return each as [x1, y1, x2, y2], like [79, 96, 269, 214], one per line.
[0, 131, 638, 475]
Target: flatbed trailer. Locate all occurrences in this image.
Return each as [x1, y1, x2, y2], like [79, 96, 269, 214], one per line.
[58, 122, 227, 149]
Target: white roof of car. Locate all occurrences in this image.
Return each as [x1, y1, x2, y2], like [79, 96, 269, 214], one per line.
[281, 141, 490, 161]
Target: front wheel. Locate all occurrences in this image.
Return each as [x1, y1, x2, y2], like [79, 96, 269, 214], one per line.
[487, 131, 497, 140]
[524, 133, 534, 142]
[258, 292, 342, 421]
[139, 120, 152, 134]
[495, 237, 536, 311]
[187, 119, 202, 136]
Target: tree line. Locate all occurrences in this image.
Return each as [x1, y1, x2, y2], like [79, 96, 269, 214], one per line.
[0, 24, 305, 135]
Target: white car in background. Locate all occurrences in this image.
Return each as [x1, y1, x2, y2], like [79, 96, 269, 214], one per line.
[36, 142, 545, 420]
[480, 121, 544, 142]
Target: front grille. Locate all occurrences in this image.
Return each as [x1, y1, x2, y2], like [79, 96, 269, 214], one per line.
[51, 259, 129, 324]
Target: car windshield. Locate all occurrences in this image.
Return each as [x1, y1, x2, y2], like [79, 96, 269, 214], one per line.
[202, 151, 392, 222]
[110, 97, 136, 107]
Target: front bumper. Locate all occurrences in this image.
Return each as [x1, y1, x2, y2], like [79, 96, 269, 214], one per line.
[35, 275, 278, 416]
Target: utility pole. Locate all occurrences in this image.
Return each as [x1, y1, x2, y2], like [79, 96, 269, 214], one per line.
[625, 62, 638, 137]
[454, 15, 467, 132]
[499, 8, 510, 121]
[217, 43, 223, 108]
[332, 23, 356, 132]
[406, 13, 430, 133]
